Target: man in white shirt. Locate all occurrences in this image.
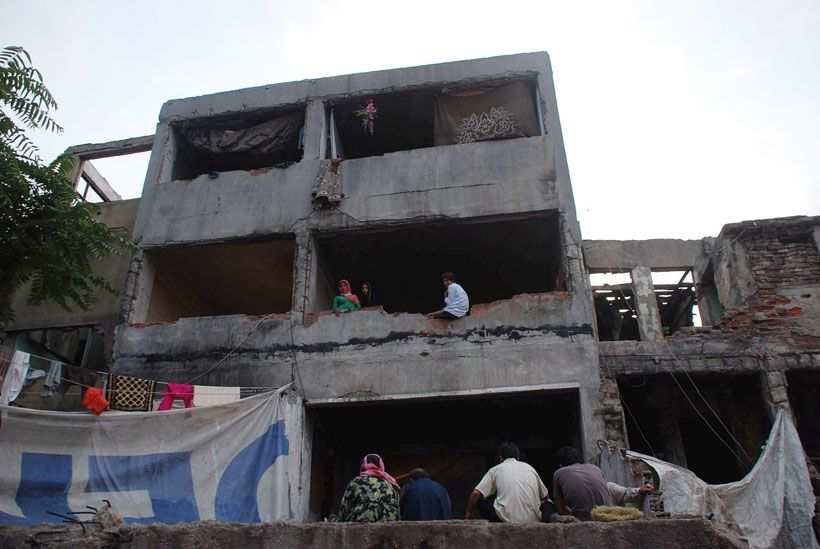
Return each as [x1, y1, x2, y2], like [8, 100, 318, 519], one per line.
[465, 443, 549, 522]
[427, 272, 470, 320]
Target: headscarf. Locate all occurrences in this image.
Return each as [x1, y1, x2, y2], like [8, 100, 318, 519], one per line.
[360, 453, 399, 488]
[360, 281, 378, 306]
[337, 279, 360, 305]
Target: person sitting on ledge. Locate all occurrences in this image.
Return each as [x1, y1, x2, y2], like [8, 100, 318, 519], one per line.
[427, 271, 469, 320]
[334, 453, 400, 522]
[333, 279, 361, 316]
[552, 446, 654, 521]
[360, 281, 379, 307]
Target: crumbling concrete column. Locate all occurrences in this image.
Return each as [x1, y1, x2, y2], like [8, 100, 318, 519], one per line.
[763, 369, 794, 420]
[290, 233, 312, 319]
[303, 100, 326, 161]
[630, 266, 663, 341]
[599, 373, 628, 447]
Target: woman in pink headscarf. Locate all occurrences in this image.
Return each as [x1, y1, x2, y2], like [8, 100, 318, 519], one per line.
[332, 279, 361, 316]
[334, 454, 400, 522]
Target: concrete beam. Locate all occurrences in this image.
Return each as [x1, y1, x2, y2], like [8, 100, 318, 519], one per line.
[66, 134, 154, 160]
[81, 160, 122, 201]
[583, 239, 704, 273]
[631, 266, 664, 341]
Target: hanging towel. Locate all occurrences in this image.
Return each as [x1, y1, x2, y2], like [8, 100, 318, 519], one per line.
[41, 360, 63, 397]
[193, 385, 240, 407]
[0, 351, 31, 406]
[107, 373, 156, 412]
[157, 383, 194, 411]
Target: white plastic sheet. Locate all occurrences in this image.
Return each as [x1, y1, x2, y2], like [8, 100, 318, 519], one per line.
[0, 388, 299, 525]
[628, 410, 818, 549]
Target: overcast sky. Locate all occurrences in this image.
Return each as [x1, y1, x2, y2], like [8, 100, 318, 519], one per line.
[5, 0, 819, 240]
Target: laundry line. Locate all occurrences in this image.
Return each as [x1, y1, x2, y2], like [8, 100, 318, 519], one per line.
[0, 353, 284, 393]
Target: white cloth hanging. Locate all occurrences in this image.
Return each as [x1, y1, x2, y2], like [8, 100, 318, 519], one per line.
[0, 352, 31, 406]
[193, 385, 240, 407]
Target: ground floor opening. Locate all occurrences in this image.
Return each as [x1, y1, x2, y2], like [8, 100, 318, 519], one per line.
[308, 389, 582, 520]
[617, 373, 770, 483]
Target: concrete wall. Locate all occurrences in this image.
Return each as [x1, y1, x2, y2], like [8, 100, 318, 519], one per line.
[6, 198, 140, 331]
[0, 518, 745, 548]
[113, 291, 605, 456]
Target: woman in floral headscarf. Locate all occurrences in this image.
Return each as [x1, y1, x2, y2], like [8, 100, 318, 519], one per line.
[332, 279, 361, 316]
[334, 454, 400, 522]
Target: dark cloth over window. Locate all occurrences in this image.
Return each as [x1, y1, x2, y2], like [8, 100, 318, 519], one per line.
[400, 477, 453, 521]
[434, 80, 540, 146]
[182, 111, 303, 155]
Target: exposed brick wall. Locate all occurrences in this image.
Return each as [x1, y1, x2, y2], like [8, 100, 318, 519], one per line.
[741, 224, 820, 288]
[714, 220, 820, 351]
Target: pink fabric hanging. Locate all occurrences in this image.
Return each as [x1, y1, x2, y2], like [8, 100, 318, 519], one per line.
[157, 383, 194, 411]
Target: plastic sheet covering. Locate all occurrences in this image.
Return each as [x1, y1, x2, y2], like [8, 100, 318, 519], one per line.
[434, 80, 540, 146]
[628, 410, 818, 549]
[182, 111, 303, 155]
[0, 388, 300, 525]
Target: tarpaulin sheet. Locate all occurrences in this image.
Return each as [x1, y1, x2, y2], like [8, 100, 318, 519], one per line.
[628, 410, 818, 549]
[0, 388, 296, 525]
[182, 112, 303, 155]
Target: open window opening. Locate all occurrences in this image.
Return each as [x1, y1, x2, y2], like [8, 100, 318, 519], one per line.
[591, 270, 698, 341]
[308, 390, 581, 520]
[326, 89, 435, 159]
[651, 270, 699, 334]
[591, 272, 639, 341]
[326, 79, 542, 160]
[172, 108, 305, 180]
[6, 326, 105, 411]
[83, 151, 151, 201]
[312, 213, 565, 314]
[786, 371, 820, 473]
[142, 238, 295, 323]
[697, 263, 725, 326]
[618, 373, 770, 483]
[68, 135, 154, 202]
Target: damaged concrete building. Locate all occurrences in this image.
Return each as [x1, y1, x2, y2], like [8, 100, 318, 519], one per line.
[2, 52, 817, 535]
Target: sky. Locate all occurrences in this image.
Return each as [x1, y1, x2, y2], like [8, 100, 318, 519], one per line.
[4, 0, 819, 240]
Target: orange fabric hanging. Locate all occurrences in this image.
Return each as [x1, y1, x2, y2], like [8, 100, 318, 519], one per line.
[82, 387, 109, 415]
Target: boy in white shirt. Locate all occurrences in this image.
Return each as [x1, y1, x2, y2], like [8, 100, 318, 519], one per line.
[427, 272, 470, 320]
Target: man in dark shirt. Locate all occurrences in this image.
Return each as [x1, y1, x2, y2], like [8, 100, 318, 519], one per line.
[552, 446, 613, 521]
[400, 468, 454, 521]
[552, 446, 654, 522]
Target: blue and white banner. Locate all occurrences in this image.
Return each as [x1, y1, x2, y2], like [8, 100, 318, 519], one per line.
[0, 388, 297, 525]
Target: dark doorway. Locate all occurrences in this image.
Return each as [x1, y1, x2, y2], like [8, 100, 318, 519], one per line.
[786, 370, 820, 473]
[618, 373, 770, 483]
[308, 390, 582, 520]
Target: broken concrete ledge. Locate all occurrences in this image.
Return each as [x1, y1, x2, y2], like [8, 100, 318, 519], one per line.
[0, 518, 745, 548]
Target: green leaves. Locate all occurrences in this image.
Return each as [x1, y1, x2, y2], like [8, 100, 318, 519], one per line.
[0, 46, 63, 162]
[0, 46, 134, 327]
